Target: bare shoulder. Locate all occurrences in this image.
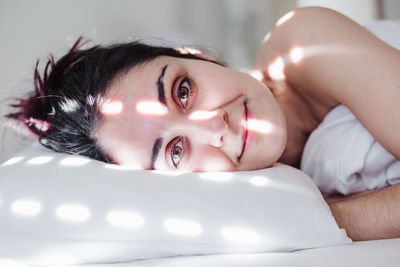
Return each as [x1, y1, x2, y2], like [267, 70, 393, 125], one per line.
[254, 7, 400, 159]
[254, 7, 354, 119]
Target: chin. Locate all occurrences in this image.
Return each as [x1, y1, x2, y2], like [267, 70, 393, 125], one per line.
[246, 136, 287, 171]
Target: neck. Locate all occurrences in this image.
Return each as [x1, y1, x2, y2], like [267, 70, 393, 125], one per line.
[274, 86, 319, 168]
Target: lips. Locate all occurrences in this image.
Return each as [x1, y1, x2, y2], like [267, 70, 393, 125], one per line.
[238, 103, 248, 160]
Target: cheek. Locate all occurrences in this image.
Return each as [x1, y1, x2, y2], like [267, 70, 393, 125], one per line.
[190, 146, 236, 172]
[197, 83, 240, 110]
[195, 73, 243, 109]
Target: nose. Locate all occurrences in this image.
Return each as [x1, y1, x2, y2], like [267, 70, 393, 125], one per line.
[185, 109, 229, 147]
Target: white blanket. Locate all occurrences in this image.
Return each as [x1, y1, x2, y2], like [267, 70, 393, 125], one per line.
[301, 105, 400, 195]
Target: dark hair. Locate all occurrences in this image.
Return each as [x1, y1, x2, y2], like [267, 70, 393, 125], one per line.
[6, 37, 220, 164]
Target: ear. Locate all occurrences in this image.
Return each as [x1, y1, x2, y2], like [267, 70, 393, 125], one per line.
[174, 47, 216, 62]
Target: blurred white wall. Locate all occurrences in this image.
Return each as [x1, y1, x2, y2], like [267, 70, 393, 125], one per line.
[382, 0, 400, 19]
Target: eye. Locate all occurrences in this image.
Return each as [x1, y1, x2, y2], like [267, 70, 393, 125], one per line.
[176, 78, 192, 109]
[170, 137, 184, 168]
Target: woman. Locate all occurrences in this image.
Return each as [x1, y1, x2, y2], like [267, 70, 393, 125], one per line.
[7, 7, 400, 241]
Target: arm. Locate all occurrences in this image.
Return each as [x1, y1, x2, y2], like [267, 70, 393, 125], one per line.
[325, 189, 378, 204]
[328, 183, 400, 241]
[254, 7, 400, 159]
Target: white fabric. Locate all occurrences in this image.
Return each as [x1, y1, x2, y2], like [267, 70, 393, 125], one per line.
[66, 238, 400, 267]
[300, 20, 400, 196]
[301, 105, 400, 196]
[0, 144, 350, 266]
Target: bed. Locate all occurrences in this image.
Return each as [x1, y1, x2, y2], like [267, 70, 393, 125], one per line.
[1, 20, 400, 267]
[73, 238, 400, 267]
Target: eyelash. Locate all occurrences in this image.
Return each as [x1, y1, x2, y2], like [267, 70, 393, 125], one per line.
[168, 77, 194, 168]
[170, 136, 185, 168]
[174, 77, 194, 110]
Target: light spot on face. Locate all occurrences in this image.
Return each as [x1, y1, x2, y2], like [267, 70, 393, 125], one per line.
[248, 70, 264, 81]
[199, 172, 233, 182]
[106, 210, 145, 229]
[189, 110, 217, 120]
[250, 176, 270, 186]
[290, 46, 305, 64]
[60, 98, 79, 113]
[101, 100, 123, 115]
[276, 10, 295, 27]
[27, 156, 53, 165]
[59, 156, 91, 166]
[136, 101, 168, 116]
[268, 57, 285, 81]
[221, 226, 261, 245]
[2, 156, 24, 166]
[164, 218, 202, 236]
[11, 199, 41, 216]
[242, 118, 273, 134]
[56, 204, 90, 223]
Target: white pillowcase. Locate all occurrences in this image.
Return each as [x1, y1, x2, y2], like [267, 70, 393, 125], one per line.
[0, 144, 351, 266]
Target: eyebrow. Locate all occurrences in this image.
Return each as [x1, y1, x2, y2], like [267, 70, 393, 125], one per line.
[149, 65, 169, 170]
[157, 65, 168, 105]
[150, 137, 163, 170]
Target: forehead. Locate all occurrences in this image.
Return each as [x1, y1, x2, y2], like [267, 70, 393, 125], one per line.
[95, 56, 173, 168]
[110, 56, 167, 99]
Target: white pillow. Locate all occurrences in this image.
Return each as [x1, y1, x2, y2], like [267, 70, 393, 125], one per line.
[0, 144, 351, 266]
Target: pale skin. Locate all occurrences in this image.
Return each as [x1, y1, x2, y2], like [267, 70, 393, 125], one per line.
[97, 57, 287, 172]
[97, 7, 400, 241]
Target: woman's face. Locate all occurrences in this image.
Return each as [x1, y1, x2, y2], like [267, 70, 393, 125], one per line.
[96, 56, 287, 172]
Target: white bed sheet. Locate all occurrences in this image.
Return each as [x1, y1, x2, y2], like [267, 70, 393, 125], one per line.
[71, 238, 400, 267]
